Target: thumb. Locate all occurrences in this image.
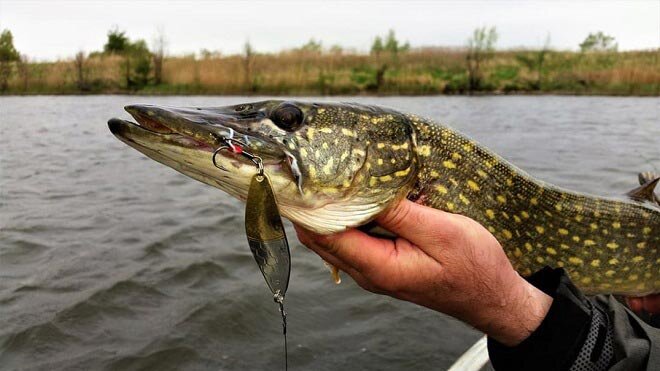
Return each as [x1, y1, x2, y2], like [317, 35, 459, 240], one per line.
[376, 199, 461, 248]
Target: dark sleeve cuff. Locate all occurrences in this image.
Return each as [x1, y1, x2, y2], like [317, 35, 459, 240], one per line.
[487, 267, 593, 371]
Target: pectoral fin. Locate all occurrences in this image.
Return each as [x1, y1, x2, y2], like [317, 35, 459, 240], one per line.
[322, 260, 342, 284]
[627, 172, 659, 205]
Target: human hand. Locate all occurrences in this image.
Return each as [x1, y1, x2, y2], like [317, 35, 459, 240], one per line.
[294, 199, 552, 346]
[626, 294, 660, 315]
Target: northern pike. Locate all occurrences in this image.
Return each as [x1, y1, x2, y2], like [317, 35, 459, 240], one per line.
[108, 101, 659, 296]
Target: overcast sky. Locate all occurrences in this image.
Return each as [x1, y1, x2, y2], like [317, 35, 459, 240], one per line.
[1, 0, 658, 61]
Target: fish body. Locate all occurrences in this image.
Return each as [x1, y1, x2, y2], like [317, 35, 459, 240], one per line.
[108, 101, 659, 295]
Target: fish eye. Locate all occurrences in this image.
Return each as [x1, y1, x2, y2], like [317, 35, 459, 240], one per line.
[270, 103, 303, 131]
[234, 104, 252, 112]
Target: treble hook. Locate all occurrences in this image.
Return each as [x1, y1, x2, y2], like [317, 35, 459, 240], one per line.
[212, 138, 264, 176]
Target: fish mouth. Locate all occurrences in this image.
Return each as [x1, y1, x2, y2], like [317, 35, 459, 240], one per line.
[108, 104, 286, 167]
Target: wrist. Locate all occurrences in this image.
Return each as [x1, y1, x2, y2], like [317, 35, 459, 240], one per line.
[481, 274, 553, 346]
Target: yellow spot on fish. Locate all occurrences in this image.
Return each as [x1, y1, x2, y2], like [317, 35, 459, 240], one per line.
[462, 143, 473, 152]
[612, 222, 621, 229]
[555, 204, 563, 212]
[300, 148, 308, 157]
[430, 170, 440, 178]
[379, 175, 392, 182]
[506, 178, 513, 187]
[637, 242, 646, 249]
[572, 236, 580, 242]
[340, 152, 348, 161]
[606, 242, 619, 250]
[643, 227, 651, 235]
[391, 158, 396, 164]
[521, 211, 530, 219]
[513, 215, 522, 223]
[590, 223, 598, 230]
[377, 143, 385, 149]
[608, 258, 618, 265]
[569, 257, 583, 265]
[514, 248, 522, 257]
[395, 168, 411, 177]
[558, 228, 569, 235]
[446, 202, 455, 211]
[436, 185, 448, 194]
[322, 142, 329, 149]
[497, 195, 506, 204]
[369, 177, 378, 187]
[318, 127, 333, 133]
[485, 209, 495, 219]
[306, 128, 315, 140]
[341, 128, 356, 137]
[632, 256, 644, 262]
[417, 145, 431, 157]
[352, 149, 366, 157]
[502, 230, 513, 239]
[560, 244, 570, 250]
[546, 247, 557, 255]
[524, 242, 533, 252]
[459, 194, 470, 205]
[581, 277, 592, 285]
[536, 256, 545, 264]
[377, 159, 383, 165]
[629, 274, 638, 281]
[477, 169, 488, 178]
[443, 160, 457, 169]
[530, 198, 538, 205]
[605, 270, 615, 277]
[575, 215, 584, 222]
[584, 240, 596, 246]
[535, 226, 545, 234]
[451, 152, 462, 160]
[288, 141, 296, 150]
[322, 158, 334, 175]
[485, 159, 497, 168]
[591, 259, 600, 267]
[467, 180, 480, 191]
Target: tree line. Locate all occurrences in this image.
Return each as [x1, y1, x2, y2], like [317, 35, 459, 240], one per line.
[0, 27, 641, 95]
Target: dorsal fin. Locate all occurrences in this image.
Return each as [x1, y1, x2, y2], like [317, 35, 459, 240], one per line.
[627, 173, 659, 204]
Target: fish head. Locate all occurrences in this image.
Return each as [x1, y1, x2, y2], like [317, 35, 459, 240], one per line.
[108, 101, 419, 233]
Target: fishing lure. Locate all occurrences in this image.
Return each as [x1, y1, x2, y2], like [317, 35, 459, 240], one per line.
[213, 138, 291, 370]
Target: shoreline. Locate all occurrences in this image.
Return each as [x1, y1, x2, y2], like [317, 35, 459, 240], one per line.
[2, 91, 658, 97]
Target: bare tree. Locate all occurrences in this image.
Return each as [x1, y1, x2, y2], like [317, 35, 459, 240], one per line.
[243, 40, 254, 92]
[17, 54, 29, 91]
[74, 51, 86, 91]
[466, 26, 498, 92]
[152, 27, 167, 84]
[516, 34, 551, 90]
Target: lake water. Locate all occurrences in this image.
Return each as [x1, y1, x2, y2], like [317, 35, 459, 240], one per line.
[1, 95, 658, 370]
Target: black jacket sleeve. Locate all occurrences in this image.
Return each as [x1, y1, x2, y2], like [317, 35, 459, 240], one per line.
[486, 267, 659, 371]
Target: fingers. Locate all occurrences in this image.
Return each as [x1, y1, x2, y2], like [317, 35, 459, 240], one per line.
[626, 294, 660, 315]
[626, 297, 643, 313]
[376, 199, 461, 248]
[294, 225, 392, 277]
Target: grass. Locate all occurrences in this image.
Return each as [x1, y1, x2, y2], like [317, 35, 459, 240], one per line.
[4, 48, 659, 96]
